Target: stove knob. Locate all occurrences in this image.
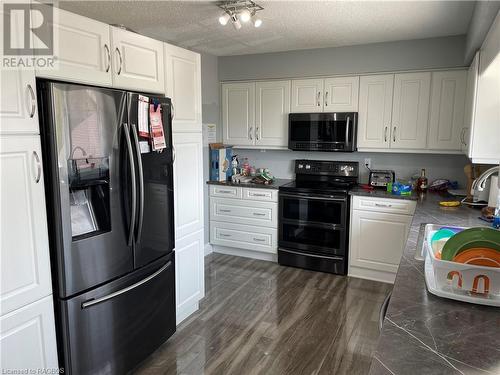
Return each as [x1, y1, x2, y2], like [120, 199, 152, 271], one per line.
[298, 164, 303, 169]
[305, 165, 311, 170]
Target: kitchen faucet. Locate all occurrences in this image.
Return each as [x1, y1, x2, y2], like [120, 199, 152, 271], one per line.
[471, 166, 499, 193]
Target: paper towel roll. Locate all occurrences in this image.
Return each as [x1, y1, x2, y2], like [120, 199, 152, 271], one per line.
[488, 175, 499, 208]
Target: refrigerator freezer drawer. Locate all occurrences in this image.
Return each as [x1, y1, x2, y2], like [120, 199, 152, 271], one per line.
[58, 254, 175, 375]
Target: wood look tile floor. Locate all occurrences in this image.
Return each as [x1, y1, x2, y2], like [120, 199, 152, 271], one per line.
[133, 254, 392, 375]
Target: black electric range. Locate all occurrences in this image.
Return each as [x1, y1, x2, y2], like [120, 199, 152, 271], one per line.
[278, 160, 359, 275]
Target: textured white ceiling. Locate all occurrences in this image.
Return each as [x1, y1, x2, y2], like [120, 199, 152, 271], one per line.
[58, 1, 475, 56]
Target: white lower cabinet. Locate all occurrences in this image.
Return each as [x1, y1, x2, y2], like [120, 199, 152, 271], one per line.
[1, 136, 52, 316]
[175, 229, 204, 325]
[209, 185, 278, 259]
[0, 296, 58, 372]
[349, 196, 415, 283]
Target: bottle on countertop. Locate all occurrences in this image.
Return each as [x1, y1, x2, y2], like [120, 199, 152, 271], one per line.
[416, 169, 428, 193]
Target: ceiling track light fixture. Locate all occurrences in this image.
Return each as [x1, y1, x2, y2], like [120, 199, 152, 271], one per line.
[217, 0, 264, 29]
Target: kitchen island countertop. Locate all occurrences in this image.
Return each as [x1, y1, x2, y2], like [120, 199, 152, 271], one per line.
[369, 192, 499, 375]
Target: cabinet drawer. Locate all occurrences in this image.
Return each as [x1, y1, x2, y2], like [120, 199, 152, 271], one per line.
[352, 196, 416, 215]
[210, 198, 277, 227]
[209, 185, 242, 199]
[210, 222, 277, 254]
[242, 188, 278, 202]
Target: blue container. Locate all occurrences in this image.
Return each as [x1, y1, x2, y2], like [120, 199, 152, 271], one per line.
[210, 145, 233, 181]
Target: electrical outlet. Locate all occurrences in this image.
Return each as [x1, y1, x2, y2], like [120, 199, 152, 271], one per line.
[364, 158, 371, 169]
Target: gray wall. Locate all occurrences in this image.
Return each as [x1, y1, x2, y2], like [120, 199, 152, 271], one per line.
[464, 1, 500, 63]
[218, 36, 466, 81]
[233, 149, 469, 188]
[200, 52, 219, 245]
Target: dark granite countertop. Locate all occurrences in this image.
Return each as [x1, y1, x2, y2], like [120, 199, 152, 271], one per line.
[369, 192, 499, 375]
[350, 186, 419, 201]
[206, 178, 293, 190]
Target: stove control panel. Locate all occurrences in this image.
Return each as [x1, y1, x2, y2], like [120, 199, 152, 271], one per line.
[294, 160, 359, 177]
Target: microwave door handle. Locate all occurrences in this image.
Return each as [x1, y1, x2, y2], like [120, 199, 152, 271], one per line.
[131, 124, 144, 244]
[345, 116, 350, 143]
[123, 123, 137, 247]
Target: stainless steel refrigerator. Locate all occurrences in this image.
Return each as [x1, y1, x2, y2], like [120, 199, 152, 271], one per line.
[37, 81, 175, 374]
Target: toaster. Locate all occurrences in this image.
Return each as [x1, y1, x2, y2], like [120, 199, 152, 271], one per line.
[369, 170, 395, 188]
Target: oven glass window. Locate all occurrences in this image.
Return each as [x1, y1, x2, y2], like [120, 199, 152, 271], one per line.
[290, 119, 347, 143]
[281, 223, 342, 252]
[281, 197, 344, 225]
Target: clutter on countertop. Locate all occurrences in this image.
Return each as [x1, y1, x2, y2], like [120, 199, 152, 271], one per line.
[387, 181, 412, 196]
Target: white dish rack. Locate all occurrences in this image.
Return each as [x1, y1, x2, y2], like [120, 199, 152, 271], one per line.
[423, 225, 500, 307]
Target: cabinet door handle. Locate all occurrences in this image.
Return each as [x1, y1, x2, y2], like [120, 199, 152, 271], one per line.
[384, 126, 388, 142]
[104, 44, 111, 72]
[115, 47, 123, 75]
[252, 212, 266, 216]
[219, 209, 231, 213]
[253, 238, 266, 242]
[375, 203, 393, 208]
[251, 193, 267, 197]
[32, 151, 41, 183]
[317, 91, 321, 107]
[217, 190, 233, 194]
[324, 91, 328, 106]
[27, 84, 36, 118]
[219, 233, 231, 238]
[249, 126, 253, 140]
[256, 126, 260, 141]
[393, 126, 396, 143]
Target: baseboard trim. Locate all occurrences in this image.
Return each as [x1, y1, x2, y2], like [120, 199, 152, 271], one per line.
[204, 242, 213, 256]
[212, 244, 277, 262]
[348, 265, 395, 284]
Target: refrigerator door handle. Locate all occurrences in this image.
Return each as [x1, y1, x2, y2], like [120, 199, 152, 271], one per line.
[123, 123, 137, 247]
[131, 124, 144, 244]
[81, 260, 172, 309]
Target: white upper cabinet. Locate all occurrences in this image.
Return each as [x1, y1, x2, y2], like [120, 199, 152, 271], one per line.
[291, 79, 324, 113]
[34, 6, 112, 87]
[358, 74, 394, 149]
[165, 44, 202, 133]
[470, 11, 500, 164]
[172, 133, 204, 240]
[391, 72, 431, 149]
[0, 4, 38, 134]
[428, 70, 467, 150]
[324, 76, 359, 112]
[111, 27, 165, 94]
[222, 82, 255, 146]
[463, 51, 479, 155]
[1, 136, 52, 316]
[255, 81, 290, 147]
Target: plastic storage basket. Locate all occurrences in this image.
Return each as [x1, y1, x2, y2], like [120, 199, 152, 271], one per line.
[424, 229, 500, 307]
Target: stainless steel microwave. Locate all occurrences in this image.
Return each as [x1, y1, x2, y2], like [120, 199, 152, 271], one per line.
[288, 112, 357, 152]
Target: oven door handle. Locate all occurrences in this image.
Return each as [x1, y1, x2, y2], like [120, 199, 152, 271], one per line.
[279, 248, 344, 261]
[280, 193, 347, 202]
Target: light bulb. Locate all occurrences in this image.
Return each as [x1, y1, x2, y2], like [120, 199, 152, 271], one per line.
[230, 14, 242, 30]
[219, 12, 230, 26]
[239, 8, 251, 23]
[252, 17, 262, 28]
